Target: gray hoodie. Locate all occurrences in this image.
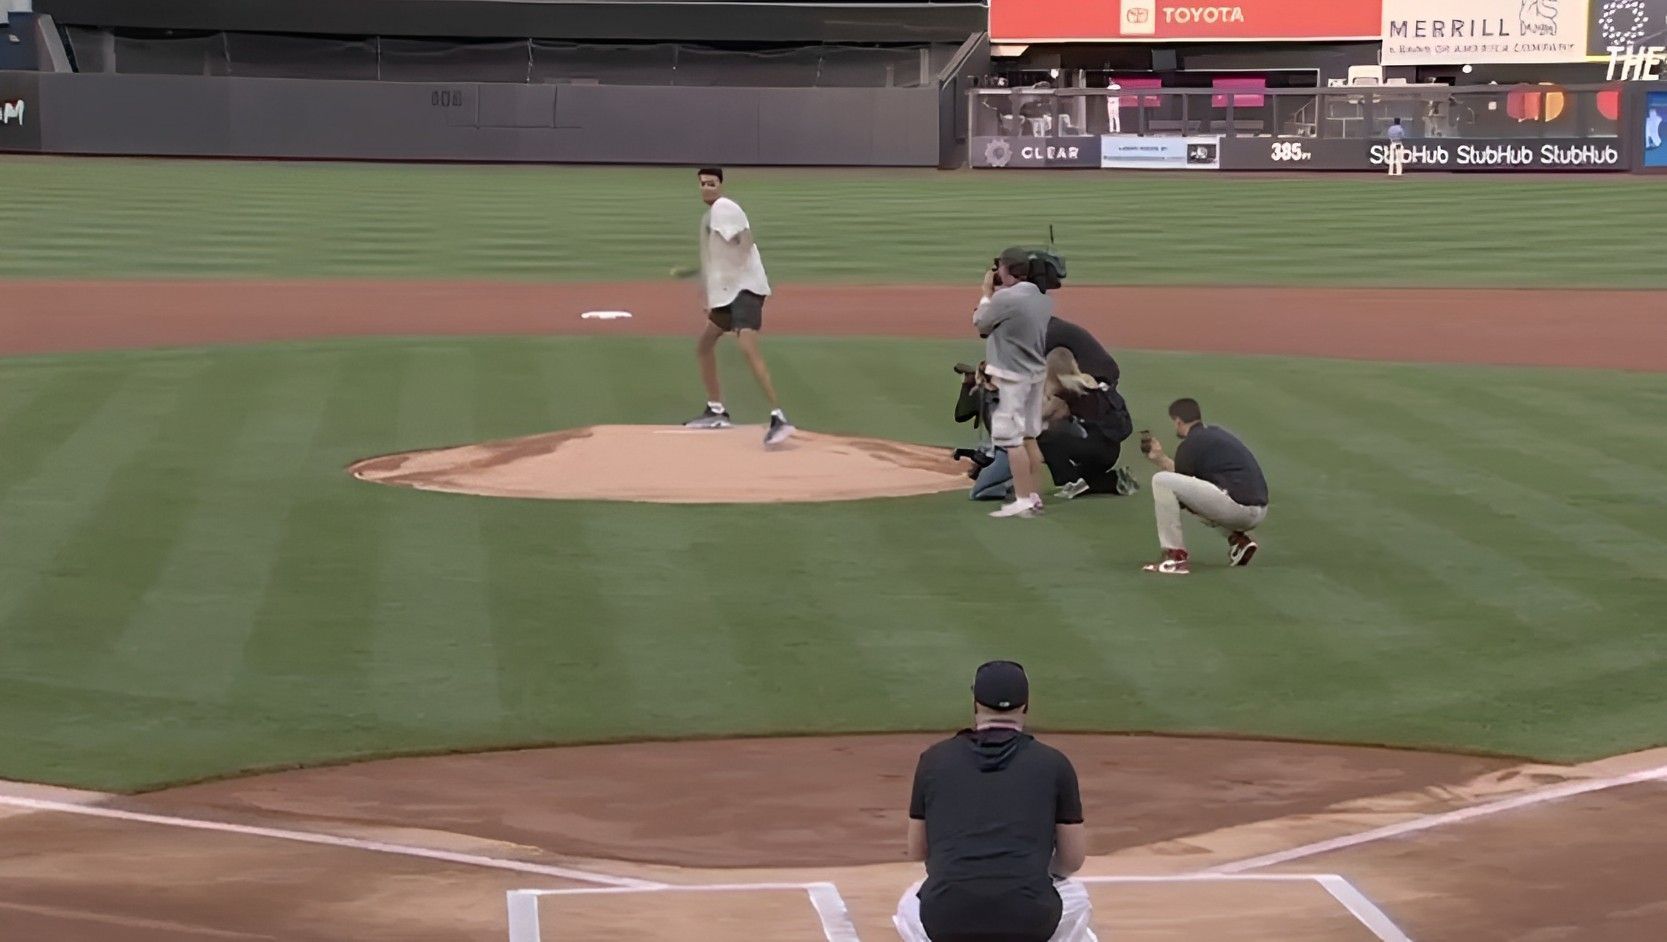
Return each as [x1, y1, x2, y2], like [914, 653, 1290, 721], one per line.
[973, 281, 1052, 383]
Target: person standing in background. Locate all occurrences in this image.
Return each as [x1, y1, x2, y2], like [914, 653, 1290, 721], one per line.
[1105, 78, 1122, 133]
[1386, 118, 1408, 176]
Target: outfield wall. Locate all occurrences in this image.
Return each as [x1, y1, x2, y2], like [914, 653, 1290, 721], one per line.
[968, 84, 1654, 172]
[0, 72, 943, 165]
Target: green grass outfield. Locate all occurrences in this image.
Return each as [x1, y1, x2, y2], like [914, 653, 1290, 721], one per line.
[2, 157, 1665, 286]
[2, 158, 1666, 791]
[3, 336, 1666, 790]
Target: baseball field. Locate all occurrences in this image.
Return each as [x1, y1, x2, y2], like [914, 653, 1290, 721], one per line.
[2, 156, 1666, 940]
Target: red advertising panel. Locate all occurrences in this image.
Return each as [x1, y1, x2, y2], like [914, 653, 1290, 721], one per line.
[1114, 76, 1164, 107]
[991, 0, 1382, 43]
[1212, 77, 1267, 106]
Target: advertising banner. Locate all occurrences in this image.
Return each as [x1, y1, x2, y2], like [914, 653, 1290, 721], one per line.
[971, 136, 1103, 168]
[1382, 0, 1591, 64]
[991, 0, 1380, 43]
[1219, 136, 1628, 170]
[0, 73, 39, 153]
[1101, 135, 1222, 168]
[1590, 0, 1667, 57]
[1646, 91, 1667, 166]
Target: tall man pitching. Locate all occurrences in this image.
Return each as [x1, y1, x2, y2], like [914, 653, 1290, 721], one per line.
[682, 168, 795, 447]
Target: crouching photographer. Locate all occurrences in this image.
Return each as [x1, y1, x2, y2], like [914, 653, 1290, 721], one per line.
[951, 362, 1016, 501]
[1038, 349, 1139, 500]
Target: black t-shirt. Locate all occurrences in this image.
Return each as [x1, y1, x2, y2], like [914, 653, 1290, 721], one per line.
[1045, 317, 1120, 387]
[1174, 424, 1269, 507]
[909, 728, 1083, 935]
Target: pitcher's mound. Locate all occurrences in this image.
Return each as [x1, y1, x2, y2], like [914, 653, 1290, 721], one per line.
[348, 424, 969, 504]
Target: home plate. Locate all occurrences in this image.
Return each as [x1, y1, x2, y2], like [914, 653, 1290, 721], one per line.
[580, 310, 633, 320]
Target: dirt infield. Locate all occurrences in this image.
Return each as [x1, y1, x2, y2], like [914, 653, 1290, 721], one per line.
[5, 279, 1667, 371]
[4, 277, 1667, 940]
[2, 737, 1665, 940]
[348, 425, 969, 504]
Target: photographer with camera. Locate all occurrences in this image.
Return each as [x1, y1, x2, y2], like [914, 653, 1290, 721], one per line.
[1137, 398, 1269, 576]
[973, 246, 1063, 519]
[952, 362, 1017, 501]
[1038, 349, 1139, 500]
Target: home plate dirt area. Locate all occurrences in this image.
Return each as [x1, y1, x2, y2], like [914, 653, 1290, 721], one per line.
[1, 738, 1666, 940]
[4, 280, 1667, 941]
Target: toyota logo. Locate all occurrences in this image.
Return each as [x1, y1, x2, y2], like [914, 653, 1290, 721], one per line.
[1126, 7, 1150, 22]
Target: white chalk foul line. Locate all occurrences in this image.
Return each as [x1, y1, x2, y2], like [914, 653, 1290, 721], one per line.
[1207, 761, 1667, 874]
[1316, 875, 1414, 942]
[1078, 874, 1411, 942]
[807, 882, 863, 942]
[509, 882, 860, 942]
[0, 794, 661, 890]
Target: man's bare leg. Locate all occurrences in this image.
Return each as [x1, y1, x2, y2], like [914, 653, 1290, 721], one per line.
[1007, 444, 1037, 503]
[696, 322, 725, 403]
[1023, 438, 1044, 495]
[734, 329, 781, 409]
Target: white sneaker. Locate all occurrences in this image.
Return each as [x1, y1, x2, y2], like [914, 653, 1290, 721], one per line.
[989, 494, 1040, 518]
[764, 414, 795, 447]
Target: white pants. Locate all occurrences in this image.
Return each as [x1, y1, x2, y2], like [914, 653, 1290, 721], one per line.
[1387, 142, 1406, 175]
[1151, 471, 1268, 551]
[894, 878, 1099, 942]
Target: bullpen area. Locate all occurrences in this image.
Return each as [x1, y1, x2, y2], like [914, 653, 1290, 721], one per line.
[2, 158, 1666, 941]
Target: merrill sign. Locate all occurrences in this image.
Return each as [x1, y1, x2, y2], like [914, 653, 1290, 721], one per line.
[0, 99, 23, 126]
[1382, 0, 1589, 64]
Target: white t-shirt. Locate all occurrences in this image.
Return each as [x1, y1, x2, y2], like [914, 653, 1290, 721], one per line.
[699, 196, 771, 310]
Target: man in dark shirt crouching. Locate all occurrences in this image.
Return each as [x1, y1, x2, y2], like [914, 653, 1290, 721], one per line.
[894, 661, 1098, 942]
[1139, 397, 1270, 576]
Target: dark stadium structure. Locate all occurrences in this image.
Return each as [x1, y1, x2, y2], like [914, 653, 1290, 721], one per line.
[0, 0, 991, 165]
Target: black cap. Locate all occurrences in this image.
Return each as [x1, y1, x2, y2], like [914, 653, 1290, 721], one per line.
[972, 660, 1029, 711]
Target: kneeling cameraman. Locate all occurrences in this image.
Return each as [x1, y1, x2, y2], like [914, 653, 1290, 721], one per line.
[952, 361, 1015, 501]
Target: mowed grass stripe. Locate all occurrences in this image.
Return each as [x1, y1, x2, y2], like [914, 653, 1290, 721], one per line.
[954, 503, 1244, 732]
[1207, 369, 1601, 628]
[1332, 372, 1667, 574]
[3, 158, 1664, 286]
[103, 350, 346, 701]
[1463, 379, 1667, 500]
[0, 365, 132, 501]
[226, 347, 407, 726]
[0, 359, 203, 663]
[473, 343, 645, 733]
[367, 347, 504, 730]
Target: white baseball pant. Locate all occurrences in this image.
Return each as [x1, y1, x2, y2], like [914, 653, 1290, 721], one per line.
[1151, 471, 1267, 551]
[893, 879, 1100, 942]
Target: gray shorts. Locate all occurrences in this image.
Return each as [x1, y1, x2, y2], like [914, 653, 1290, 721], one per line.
[989, 377, 1044, 447]
[709, 291, 766, 333]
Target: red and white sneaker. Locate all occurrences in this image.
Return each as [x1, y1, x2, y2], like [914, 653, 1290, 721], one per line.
[1227, 532, 1259, 567]
[1141, 549, 1190, 576]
